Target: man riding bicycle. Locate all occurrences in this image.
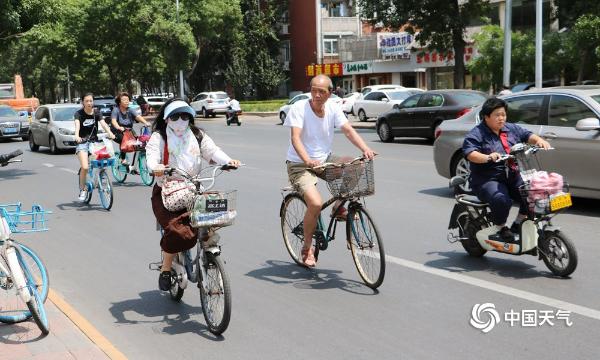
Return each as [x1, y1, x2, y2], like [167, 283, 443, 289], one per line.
[284, 74, 375, 267]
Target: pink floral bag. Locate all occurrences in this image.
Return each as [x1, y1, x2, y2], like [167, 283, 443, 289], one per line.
[160, 141, 195, 212]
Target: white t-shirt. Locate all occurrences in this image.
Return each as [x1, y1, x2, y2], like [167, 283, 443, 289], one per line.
[284, 99, 348, 162]
[230, 99, 241, 111]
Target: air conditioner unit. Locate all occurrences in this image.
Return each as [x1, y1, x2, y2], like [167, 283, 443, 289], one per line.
[283, 61, 290, 70]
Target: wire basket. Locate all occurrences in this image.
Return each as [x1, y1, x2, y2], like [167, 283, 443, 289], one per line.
[189, 190, 237, 228]
[519, 183, 571, 215]
[90, 157, 116, 169]
[324, 159, 375, 198]
[0, 203, 51, 233]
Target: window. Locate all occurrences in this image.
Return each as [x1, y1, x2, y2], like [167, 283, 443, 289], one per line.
[364, 92, 383, 101]
[387, 91, 412, 101]
[506, 95, 544, 125]
[0, 106, 17, 117]
[451, 93, 487, 107]
[290, 95, 308, 105]
[418, 94, 444, 107]
[35, 107, 49, 120]
[401, 95, 422, 109]
[323, 38, 338, 55]
[52, 107, 80, 121]
[548, 95, 598, 127]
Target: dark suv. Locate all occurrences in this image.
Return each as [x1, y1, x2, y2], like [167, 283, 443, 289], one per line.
[93, 96, 116, 118]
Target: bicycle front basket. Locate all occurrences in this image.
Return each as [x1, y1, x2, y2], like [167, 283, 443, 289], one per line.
[0, 203, 51, 233]
[324, 159, 374, 198]
[189, 190, 237, 228]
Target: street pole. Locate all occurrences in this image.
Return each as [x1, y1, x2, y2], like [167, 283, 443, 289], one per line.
[66, 66, 71, 103]
[535, 0, 542, 88]
[176, 0, 185, 98]
[316, 0, 322, 65]
[502, 0, 512, 88]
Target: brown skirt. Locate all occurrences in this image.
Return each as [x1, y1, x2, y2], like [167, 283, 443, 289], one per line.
[151, 184, 198, 254]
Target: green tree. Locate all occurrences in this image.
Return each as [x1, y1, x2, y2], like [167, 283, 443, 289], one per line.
[0, 0, 61, 42]
[570, 15, 600, 83]
[359, 0, 489, 88]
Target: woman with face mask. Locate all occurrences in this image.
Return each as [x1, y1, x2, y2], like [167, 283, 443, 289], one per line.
[146, 98, 241, 291]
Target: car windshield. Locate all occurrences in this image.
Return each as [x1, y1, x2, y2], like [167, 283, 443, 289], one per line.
[591, 95, 600, 105]
[452, 93, 487, 106]
[51, 107, 81, 121]
[0, 107, 18, 117]
[511, 84, 531, 92]
[387, 91, 413, 101]
[212, 93, 228, 100]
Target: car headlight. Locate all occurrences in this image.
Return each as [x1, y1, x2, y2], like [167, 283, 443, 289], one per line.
[58, 128, 75, 135]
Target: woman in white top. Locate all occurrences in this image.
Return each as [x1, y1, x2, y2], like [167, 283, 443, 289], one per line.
[146, 98, 240, 291]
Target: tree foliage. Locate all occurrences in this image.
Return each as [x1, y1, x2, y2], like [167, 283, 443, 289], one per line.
[358, 0, 489, 88]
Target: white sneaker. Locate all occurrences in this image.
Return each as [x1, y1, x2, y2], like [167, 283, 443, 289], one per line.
[78, 189, 88, 202]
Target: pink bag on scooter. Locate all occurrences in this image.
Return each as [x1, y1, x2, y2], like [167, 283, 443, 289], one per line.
[527, 171, 563, 210]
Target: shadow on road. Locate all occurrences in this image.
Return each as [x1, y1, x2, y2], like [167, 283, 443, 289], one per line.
[424, 250, 563, 279]
[108, 290, 223, 341]
[0, 322, 46, 344]
[418, 186, 453, 199]
[245, 259, 378, 295]
[0, 169, 36, 180]
[55, 201, 110, 212]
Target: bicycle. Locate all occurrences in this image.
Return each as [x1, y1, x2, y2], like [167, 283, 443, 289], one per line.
[112, 127, 154, 186]
[279, 158, 386, 289]
[0, 150, 51, 335]
[78, 141, 115, 210]
[149, 164, 239, 335]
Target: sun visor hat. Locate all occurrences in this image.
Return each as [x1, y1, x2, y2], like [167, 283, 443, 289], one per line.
[164, 100, 196, 120]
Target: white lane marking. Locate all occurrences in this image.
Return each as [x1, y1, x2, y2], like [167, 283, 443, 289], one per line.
[43, 163, 55, 168]
[385, 254, 600, 321]
[60, 167, 78, 175]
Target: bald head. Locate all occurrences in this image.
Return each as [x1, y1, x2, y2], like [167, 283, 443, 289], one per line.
[310, 74, 333, 92]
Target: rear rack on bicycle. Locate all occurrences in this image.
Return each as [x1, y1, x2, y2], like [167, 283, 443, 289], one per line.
[90, 157, 116, 169]
[0, 203, 51, 233]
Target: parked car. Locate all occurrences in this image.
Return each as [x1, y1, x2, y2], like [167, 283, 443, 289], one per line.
[360, 84, 405, 97]
[93, 96, 115, 118]
[29, 103, 104, 154]
[510, 80, 560, 93]
[354, 88, 424, 122]
[146, 96, 169, 112]
[278, 92, 343, 124]
[0, 104, 29, 140]
[376, 89, 488, 142]
[341, 92, 361, 115]
[433, 86, 600, 199]
[190, 91, 230, 118]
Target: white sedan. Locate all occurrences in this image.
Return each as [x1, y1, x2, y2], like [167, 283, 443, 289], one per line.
[278, 92, 343, 124]
[353, 88, 424, 122]
[341, 92, 361, 115]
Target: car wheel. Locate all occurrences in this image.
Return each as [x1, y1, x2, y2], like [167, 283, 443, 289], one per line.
[49, 135, 58, 154]
[211, 113, 216, 118]
[451, 153, 472, 194]
[350, 106, 355, 116]
[279, 112, 286, 124]
[29, 132, 39, 152]
[358, 109, 368, 122]
[202, 108, 209, 118]
[377, 121, 394, 143]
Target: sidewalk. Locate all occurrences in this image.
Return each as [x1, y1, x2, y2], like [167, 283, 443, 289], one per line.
[0, 291, 115, 360]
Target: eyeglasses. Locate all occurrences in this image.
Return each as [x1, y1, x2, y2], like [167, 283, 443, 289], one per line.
[168, 113, 192, 122]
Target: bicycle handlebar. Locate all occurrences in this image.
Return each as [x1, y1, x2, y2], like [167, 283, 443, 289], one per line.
[0, 149, 23, 166]
[493, 145, 554, 163]
[162, 164, 242, 192]
[312, 155, 375, 170]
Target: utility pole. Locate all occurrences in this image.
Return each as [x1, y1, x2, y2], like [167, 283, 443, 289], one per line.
[535, 0, 542, 88]
[66, 66, 72, 103]
[502, 0, 512, 88]
[176, 0, 185, 98]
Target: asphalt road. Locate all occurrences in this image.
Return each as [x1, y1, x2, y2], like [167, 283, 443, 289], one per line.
[1, 115, 599, 359]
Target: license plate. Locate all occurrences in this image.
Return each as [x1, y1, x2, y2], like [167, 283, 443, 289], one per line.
[206, 199, 228, 212]
[550, 193, 572, 211]
[3, 128, 17, 134]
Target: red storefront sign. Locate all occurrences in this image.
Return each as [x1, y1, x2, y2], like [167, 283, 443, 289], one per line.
[306, 63, 344, 77]
[416, 47, 474, 64]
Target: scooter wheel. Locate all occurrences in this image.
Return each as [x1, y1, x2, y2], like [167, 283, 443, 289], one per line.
[539, 230, 577, 277]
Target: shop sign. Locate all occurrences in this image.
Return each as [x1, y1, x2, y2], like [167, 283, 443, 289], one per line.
[343, 61, 373, 75]
[305, 63, 344, 77]
[416, 46, 476, 65]
[377, 32, 414, 58]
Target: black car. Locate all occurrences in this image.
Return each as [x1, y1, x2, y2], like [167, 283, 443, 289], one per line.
[93, 96, 116, 118]
[376, 90, 488, 142]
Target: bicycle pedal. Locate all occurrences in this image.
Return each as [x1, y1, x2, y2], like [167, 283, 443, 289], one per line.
[148, 262, 162, 271]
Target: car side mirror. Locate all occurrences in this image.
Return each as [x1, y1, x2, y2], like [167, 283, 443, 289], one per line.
[575, 118, 600, 131]
[393, 104, 401, 110]
[381, 98, 389, 102]
[39, 118, 49, 124]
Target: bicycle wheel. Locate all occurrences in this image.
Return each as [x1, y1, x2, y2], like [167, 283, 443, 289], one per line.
[111, 151, 128, 183]
[0, 242, 49, 324]
[346, 206, 385, 289]
[199, 253, 231, 335]
[137, 152, 155, 186]
[21, 251, 49, 335]
[280, 193, 307, 266]
[97, 170, 113, 210]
